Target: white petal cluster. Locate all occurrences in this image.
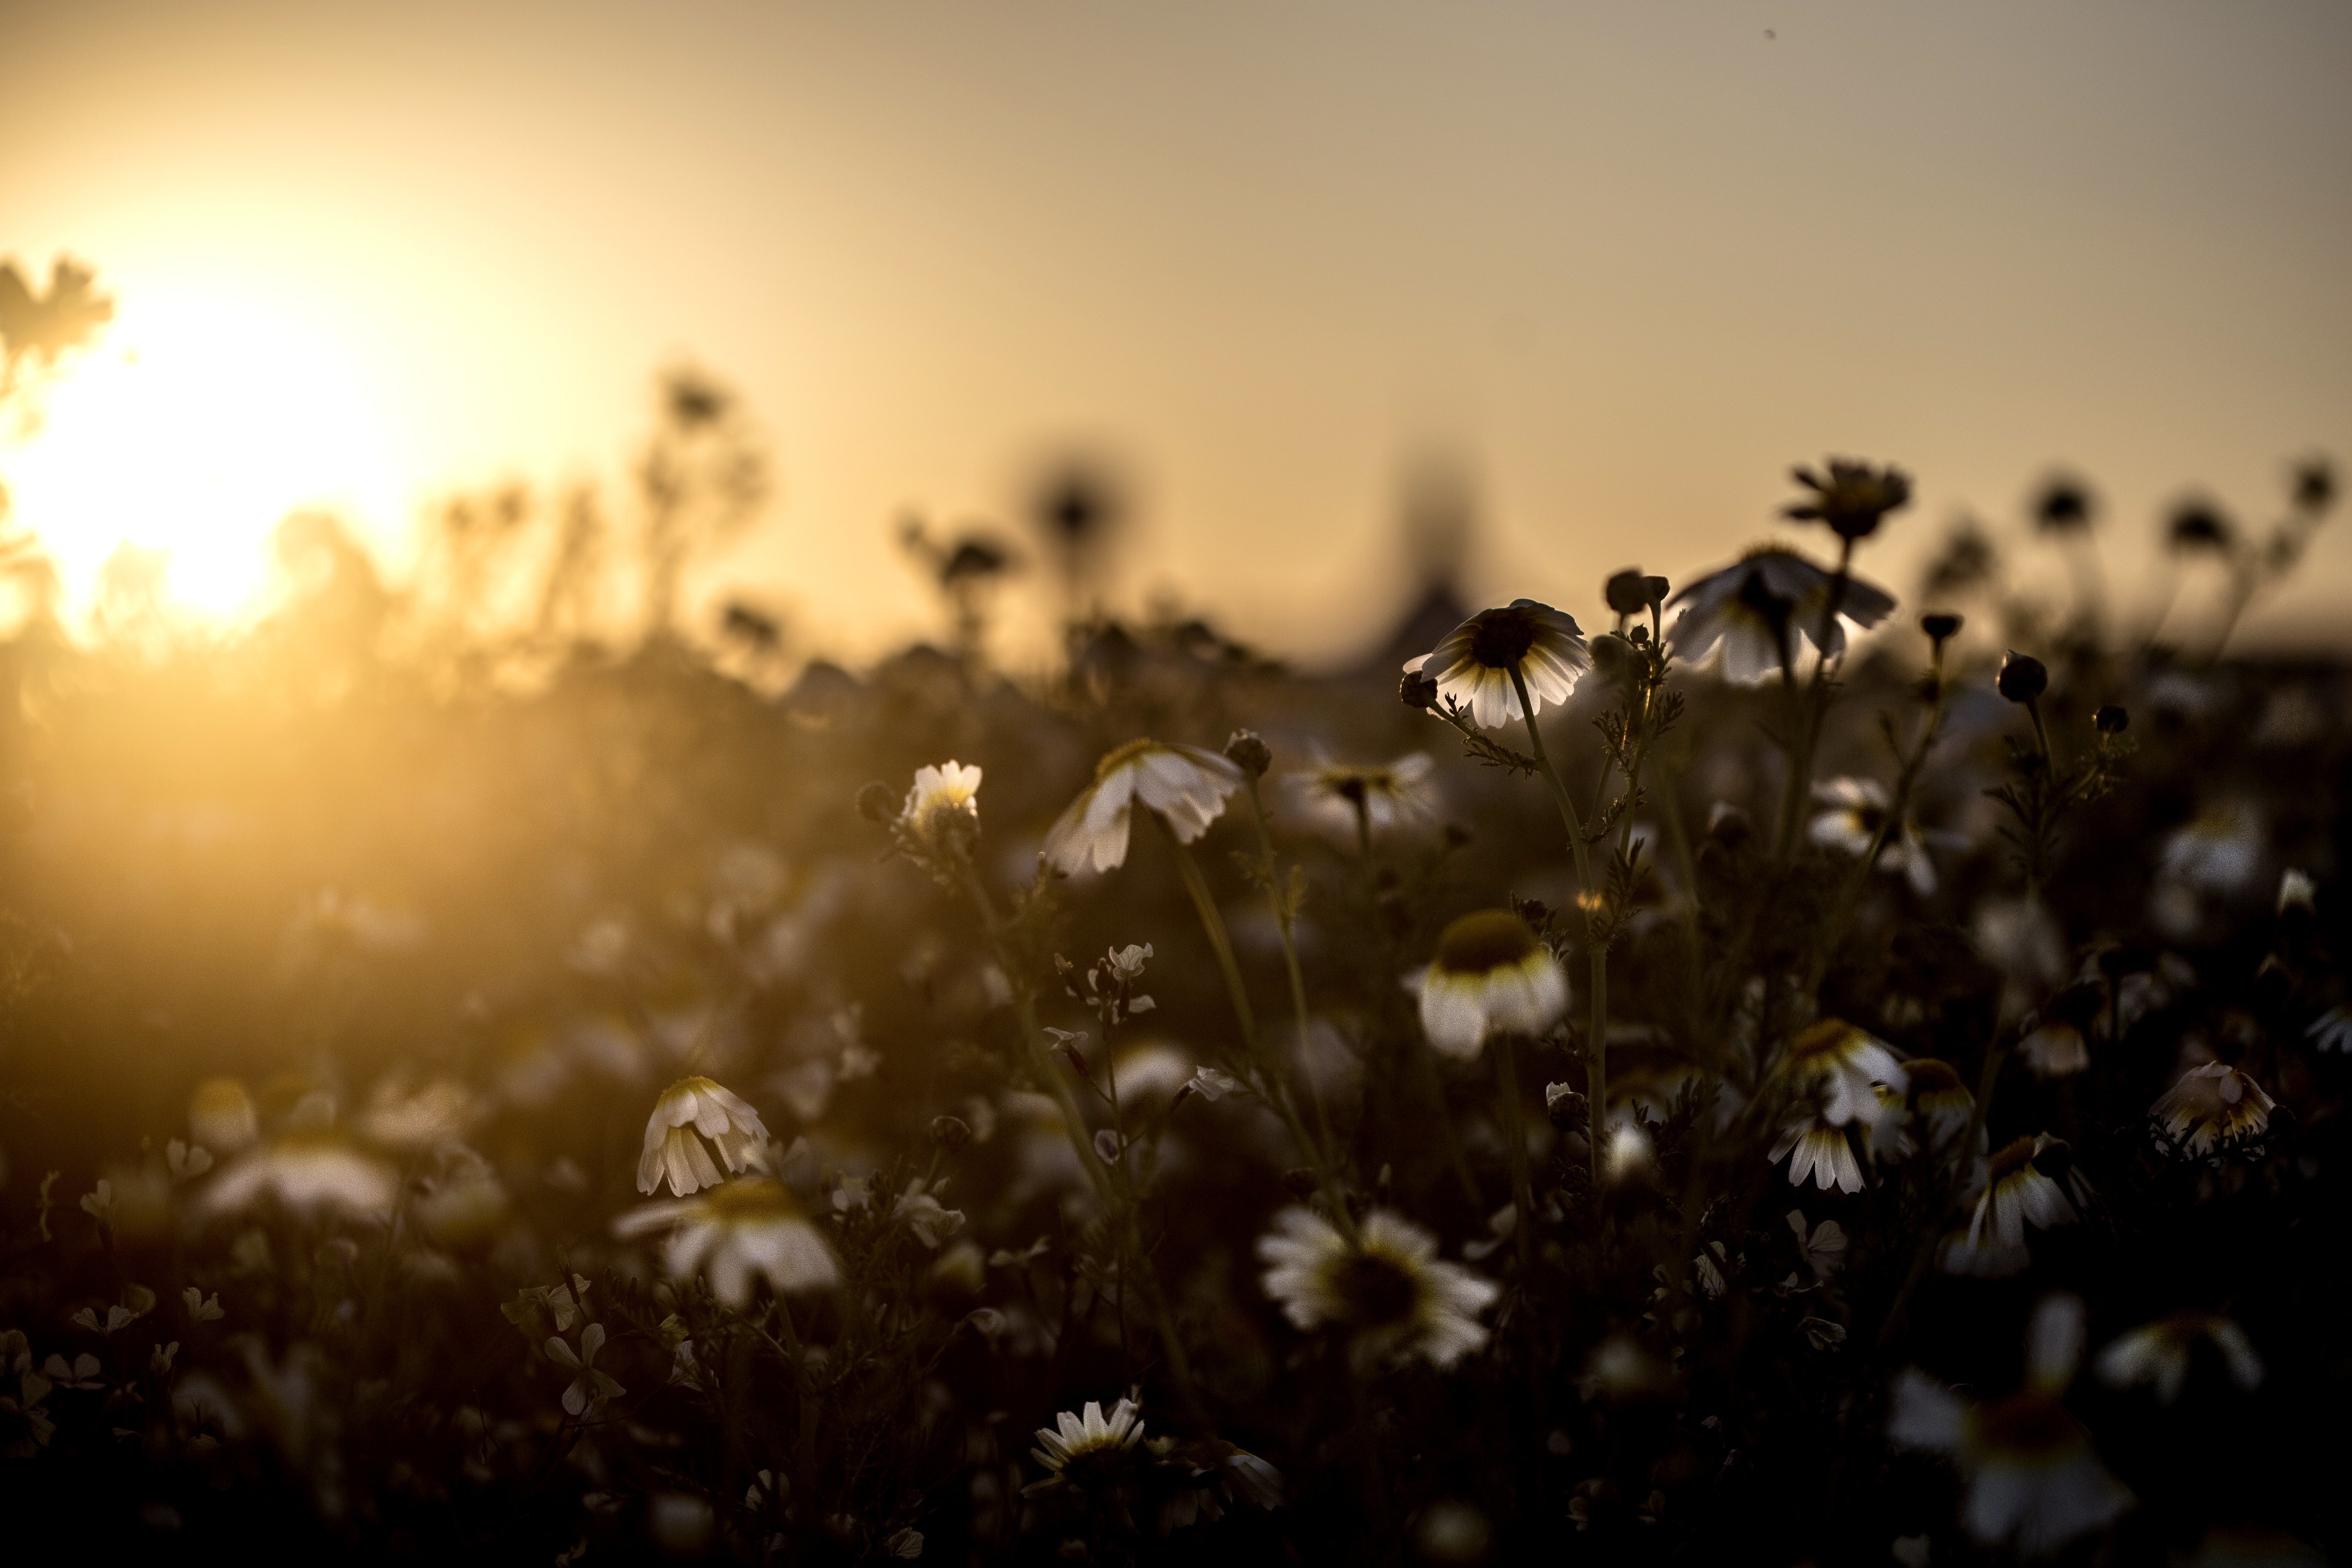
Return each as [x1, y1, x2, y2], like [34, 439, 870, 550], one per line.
[1256, 1207, 1498, 1371]
[2093, 1312, 2262, 1405]
[202, 1134, 398, 1221]
[897, 760, 983, 849]
[1417, 910, 1568, 1060]
[1030, 1396, 1145, 1479]
[614, 1176, 839, 1307]
[1406, 600, 1590, 730]
[1668, 548, 1896, 684]
[1042, 740, 1246, 875]
[2150, 1062, 2275, 1155]
[637, 1077, 772, 1197]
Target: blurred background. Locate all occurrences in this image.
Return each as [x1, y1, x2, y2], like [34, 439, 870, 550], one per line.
[3, 0, 2347, 665]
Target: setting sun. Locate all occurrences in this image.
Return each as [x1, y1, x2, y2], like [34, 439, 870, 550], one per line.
[5, 283, 400, 631]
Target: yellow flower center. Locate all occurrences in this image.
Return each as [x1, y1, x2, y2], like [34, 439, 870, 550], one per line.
[1432, 910, 1540, 974]
[1093, 737, 1162, 781]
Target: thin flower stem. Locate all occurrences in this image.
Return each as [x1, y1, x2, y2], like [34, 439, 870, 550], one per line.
[1773, 535, 1856, 863]
[1241, 781, 1345, 1184]
[1509, 665, 1608, 1198]
[1163, 820, 1357, 1241]
[1493, 1031, 1536, 1277]
[1805, 663, 1954, 995]
[947, 847, 1200, 1409]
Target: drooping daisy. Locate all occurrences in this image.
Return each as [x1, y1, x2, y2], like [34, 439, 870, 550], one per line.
[2305, 1004, 2352, 1054]
[1288, 752, 1439, 843]
[1403, 599, 1591, 730]
[637, 1076, 772, 1197]
[1770, 1115, 1866, 1194]
[895, 760, 983, 851]
[2018, 1018, 2091, 1079]
[1041, 739, 1246, 875]
[201, 1131, 398, 1222]
[1942, 1136, 2077, 1277]
[2150, 1063, 2275, 1156]
[2159, 806, 2266, 897]
[1256, 1206, 1498, 1371]
[2094, 1311, 2262, 1405]
[1889, 1295, 2133, 1556]
[1783, 457, 1913, 541]
[612, 1176, 839, 1307]
[1905, 1058, 1979, 1152]
[1781, 1019, 1909, 1127]
[1026, 1396, 1147, 1496]
[1807, 777, 1951, 894]
[1416, 910, 1568, 1060]
[1666, 548, 1897, 684]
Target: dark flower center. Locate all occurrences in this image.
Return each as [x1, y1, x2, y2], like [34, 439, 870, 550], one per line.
[1329, 1252, 1420, 1328]
[1735, 569, 1795, 632]
[1972, 1392, 2083, 1458]
[1467, 608, 1539, 670]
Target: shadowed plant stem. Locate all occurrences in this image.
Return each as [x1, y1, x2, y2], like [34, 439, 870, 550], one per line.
[1510, 665, 1608, 1198]
[1493, 1031, 1536, 1277]
[949, 847, 1200, 1410]
[1877, 1035, 2009, 1349]
[1162, 818, 1357, 1240]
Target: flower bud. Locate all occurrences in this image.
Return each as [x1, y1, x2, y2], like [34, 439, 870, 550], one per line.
[1996, 651, 2048, 704]
[1605, 569, 1649, 616]
[1920, 611, 1963, 643]
[1641, 575, 1670, 609]
[2093, 704, 2129, 734]
[928, 1115, 974, 1152]
[1400, 669, 1439, 710]
[856, 781, 898, 825]
[1223, 729, 1273, 778]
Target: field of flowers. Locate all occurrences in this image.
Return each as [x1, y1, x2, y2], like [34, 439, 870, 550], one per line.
[0, 437, 2344, 1564]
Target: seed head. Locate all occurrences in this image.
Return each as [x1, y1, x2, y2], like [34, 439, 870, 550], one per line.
[856, 781, 898, 825]
[1920, 611, 1963, 644]
[1605, 569, 1649, 616]
[1400, 669, 1439, 710]
[1997, 651, 2049, 704]
[2094, 704, 2129, 734]
[1223, 729, 1273, 779]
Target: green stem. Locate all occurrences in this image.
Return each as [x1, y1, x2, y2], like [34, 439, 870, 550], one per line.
[1242, 780, 1344, 1184]
[1877, 1036, 2009, 1349]
[1508, 665, 1608, 1198]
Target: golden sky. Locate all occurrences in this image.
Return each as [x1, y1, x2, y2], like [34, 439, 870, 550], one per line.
[3, 0, 2348, 661]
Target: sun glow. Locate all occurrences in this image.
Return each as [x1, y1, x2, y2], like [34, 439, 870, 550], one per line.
[3, 287, 402, 635]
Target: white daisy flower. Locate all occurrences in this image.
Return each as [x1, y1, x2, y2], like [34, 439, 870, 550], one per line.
[2159, 806, 2266, 897]
[1782, 1019, 1909, 1127]
[1667, 547, 1896, 684]
[2018, 1019, 2090, 1079]
[1404, 599, 1590, 730]
[636, 1076, 772, 1197]
[1416, 910, 1568, 1060]
[613, 1176, 840, 1307]
[1807, 777, 1951, 895]
[1889, 1295, 2133, 1556]
[2150, 1063, 2275, 1156]
[896, 760, 983, 850]
[1256, 1206, 1498, 1371]
[1041, 739, 1247, 875]
[1288, 753, 1440, 843]
[2094, 1311, 2262, 1405]
[1770, 1115, 1865, 1194]
[201, 1132, 398, 1222]
[2306, 1004, 2352, 1054]
[1026, 1396, 1147, 1495]
[1942, 1136, 2077, 1277]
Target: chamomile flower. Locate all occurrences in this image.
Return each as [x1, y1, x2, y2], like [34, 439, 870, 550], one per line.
[1667, 547, 1896, 684]
[1905, 1058, 1980, 1152]
[2018, 1018, 2091, 1079]
[896, 760, 983, 851]
[1289, 752, 1439, 843]
[1807, 777, 1950, 894]
[1416, 910, 1568, 1060]
[637, 1077, 772, 1197]
[2151, 1063, 2275, 1156]
[1890, 1295, 2132, 1555]
[1256, 1206, 1498, 1371]
[1781, 1019, 1909, 1127]
[1770, 1115, 1866, 1194]
[1403, 600, 1591, 730]
[2160, 806, 2266, 897]
[2306, 1004, 2352, 1054]
[202, 1131, 398, 1222]
[1026, 1396, 1147, 1496]
[613, 1176, 839, 1307]
[1041, 739, 1246, 875]
[1942, 1136, 2078, 1277]
[2094, 1311, 2262, 1404]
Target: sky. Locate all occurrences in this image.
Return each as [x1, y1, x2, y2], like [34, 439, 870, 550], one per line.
[2, 0, 2348, 664]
